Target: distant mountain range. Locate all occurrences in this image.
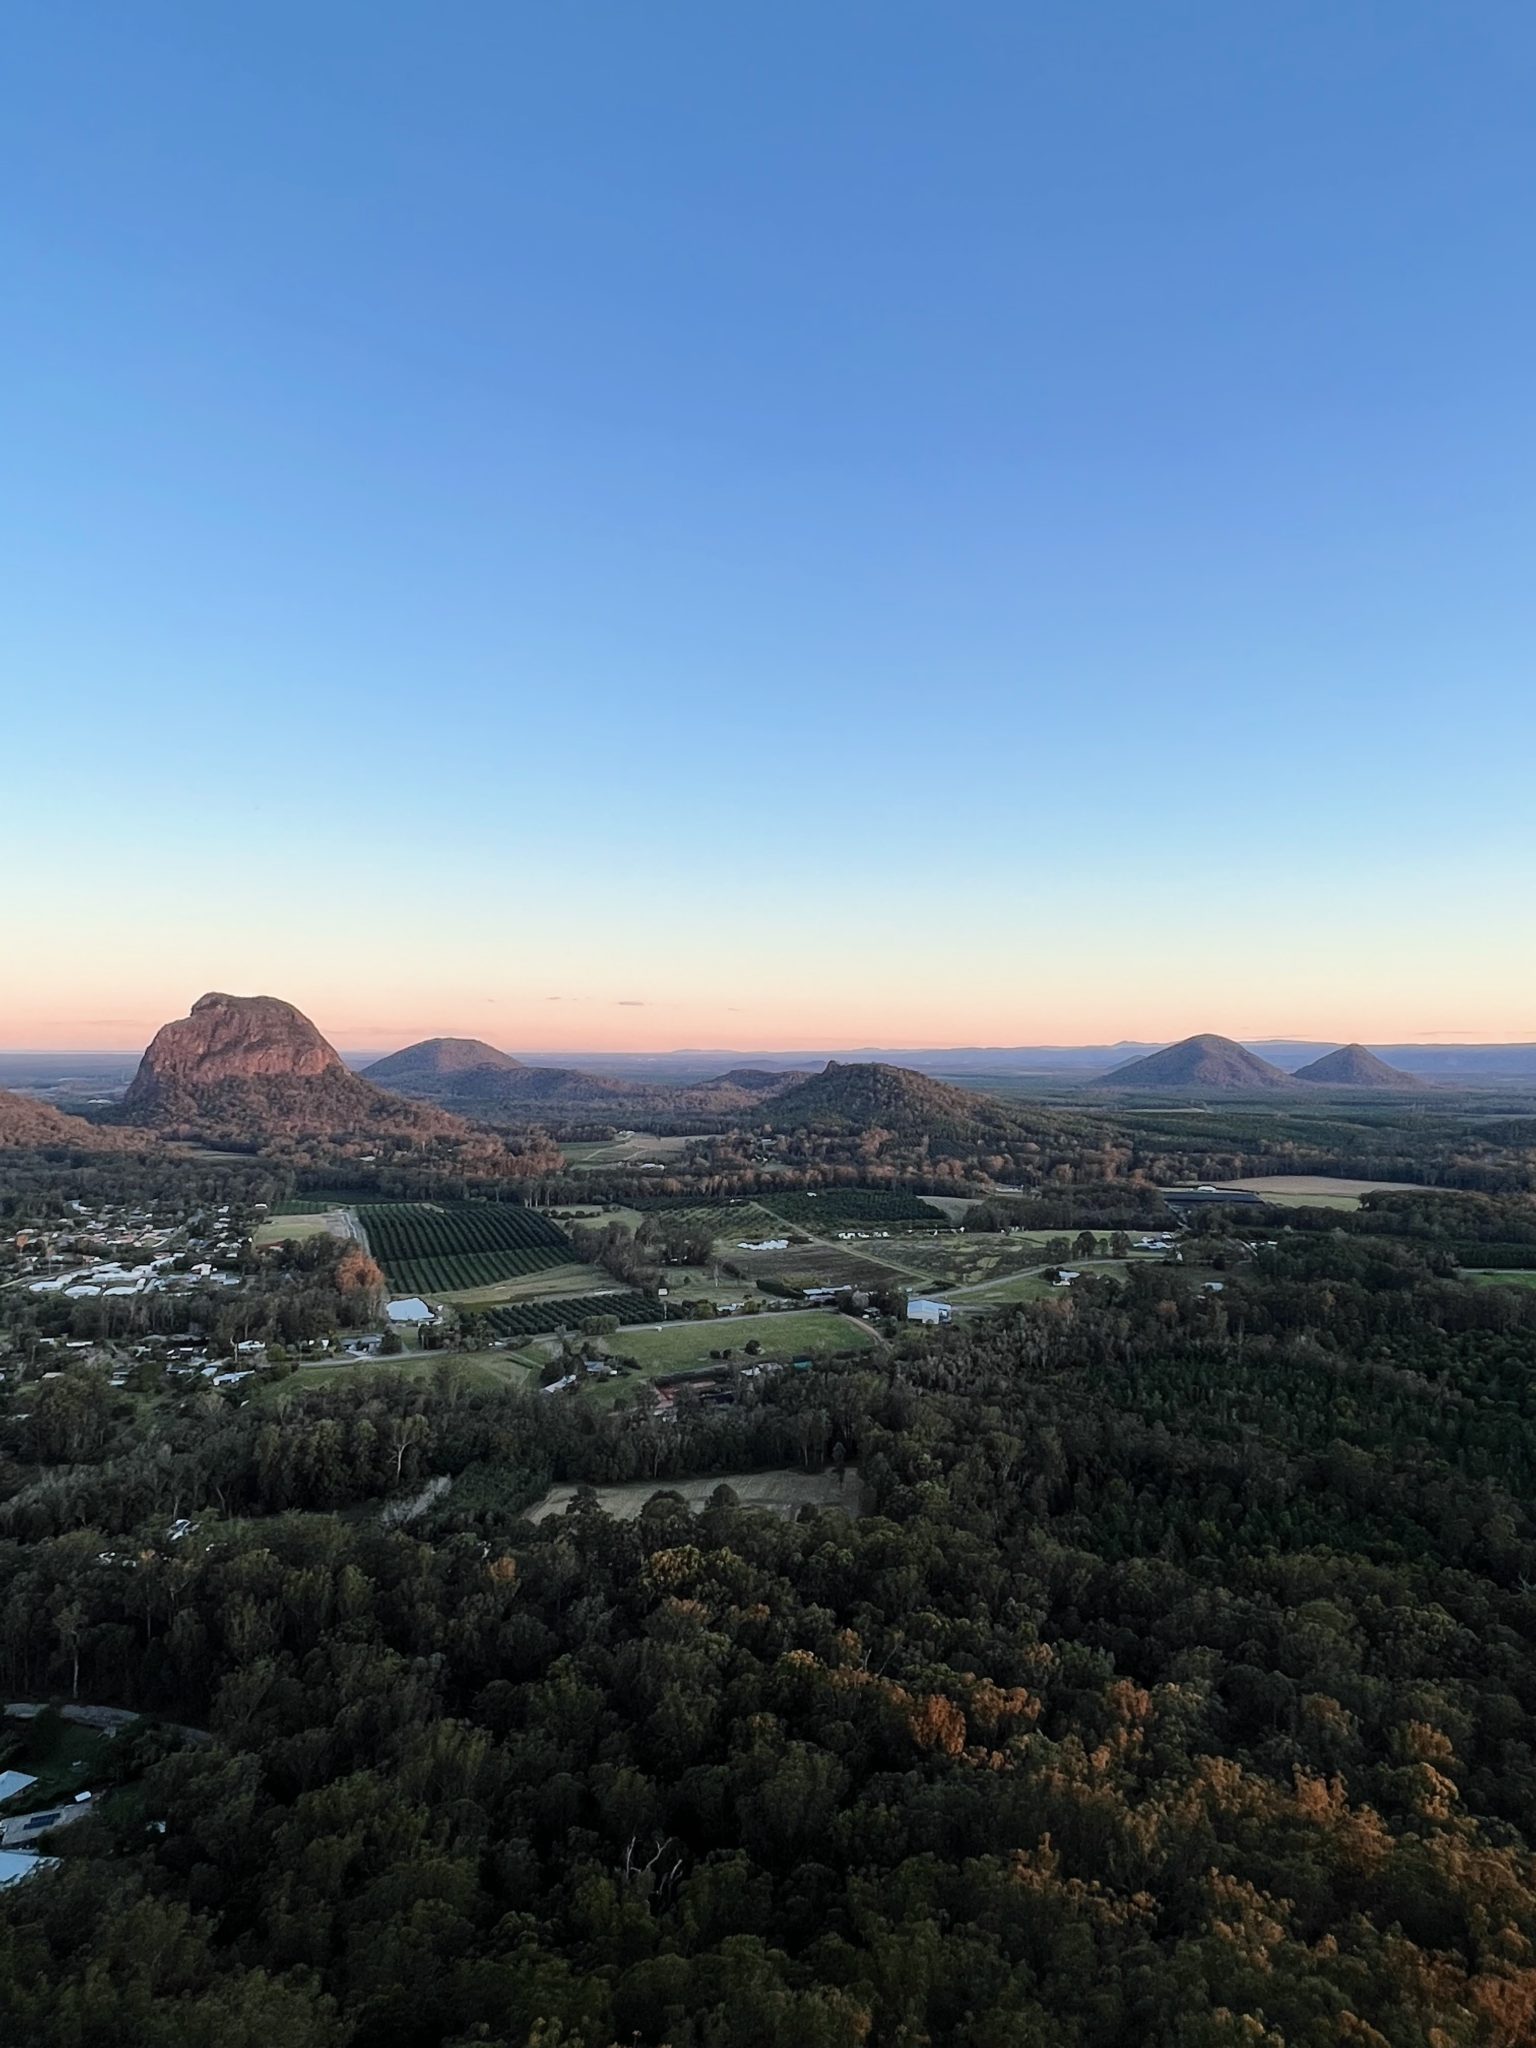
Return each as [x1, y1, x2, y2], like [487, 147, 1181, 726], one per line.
[348, 1039, 1536, 1084]
[5, 1031, 1535, 1107]
[1107, 1035, 1297, 1091]
[1103, 1033, 1428, 1092]
[118, 996, 556, 1171]
[359, 1036, 812, 1120]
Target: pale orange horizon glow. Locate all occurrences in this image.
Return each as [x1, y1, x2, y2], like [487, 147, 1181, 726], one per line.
[2, 985, 1531, 1059]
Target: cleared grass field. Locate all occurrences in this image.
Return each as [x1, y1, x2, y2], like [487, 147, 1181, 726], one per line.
[1463, 1269, 1536, 1289]
[732, 1243, 936, 1292]
[660, 1202, 789, 1240]
[527, 1465, 863, 1523]
[562, 1133, 693, 1169]
[608, 1308, 879, 1374]
[1205, 1175, 1432, 1211]
[257, 1351, 532, 1398]
[947, 1269, 1062, 1307]
[433, 1262, 612, 1306]
[253, 1210, 351, 1246]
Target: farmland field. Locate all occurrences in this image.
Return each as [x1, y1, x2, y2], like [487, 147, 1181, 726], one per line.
[562, 1133, 693, 1169]
[487, 1290, 680, 1340]
[433, 1262, 613, 1306]
[253, 1210, 352, 1246]
[765, 1189, 955, 1230]
[732, 1243, 937, 1293]
[358, 1202, 575, 1295]
[1201, 1174, 1431, 1209]
[607, 1308, 879, 1373]
[258, 1351, 533, 1397]
[659, 1202, 790, 1241]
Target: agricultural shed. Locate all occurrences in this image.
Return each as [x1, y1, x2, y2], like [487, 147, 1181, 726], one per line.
[906, 1298, 953, 1325]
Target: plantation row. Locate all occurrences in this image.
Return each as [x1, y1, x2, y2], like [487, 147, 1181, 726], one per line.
[361, 1200, 571, 1265]
[767, 1188, 949, 1228]
[660, 1203, 786, 1239]
[387, 1246, 576, 1296]
[488, 1292, 681, 1339]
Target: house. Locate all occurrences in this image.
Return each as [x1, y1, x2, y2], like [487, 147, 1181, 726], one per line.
[0, 1850, 57, 1889]
[906, 1298, 953, 1325]
[0, 1772, 37, 1805]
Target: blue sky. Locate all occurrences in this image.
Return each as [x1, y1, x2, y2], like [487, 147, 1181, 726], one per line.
[3, 3, 1533, 1051]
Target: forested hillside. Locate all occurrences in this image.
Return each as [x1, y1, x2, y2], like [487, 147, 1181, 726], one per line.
[6, 1207, 1536, 2044]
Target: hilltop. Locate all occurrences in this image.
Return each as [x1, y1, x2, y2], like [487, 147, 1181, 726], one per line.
[125, 993, 344, 1110]
[1104, 1033, 1297, 1091]
[758, 1060, 1026, 1141]
[1294, 1043, 1425, 1088]
[712, 1068, 807, 1093]
[121, 993, 560, 1174]
[362, 1050, 808, 1123]
[0, 1088, 142, 1153]
[363, 1037, 524, 1086]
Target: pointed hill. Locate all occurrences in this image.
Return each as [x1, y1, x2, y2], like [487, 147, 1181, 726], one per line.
[363, 1038, 524, 1087]
[756, 1061, 1028, 1141]
[1105, 1033, 1297, 1091]
[1293, 1043, 1425, 1088]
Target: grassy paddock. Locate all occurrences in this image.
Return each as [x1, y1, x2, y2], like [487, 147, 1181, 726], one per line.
[605, 1308, 878, 1375]
[256, 1351, 534, 1398]
[253, 1211, 351, 1245]
[433, 1263, 612, 1306]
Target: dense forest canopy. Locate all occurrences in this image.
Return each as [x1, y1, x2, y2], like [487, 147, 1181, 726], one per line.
[4, 1118, 1536, 2044]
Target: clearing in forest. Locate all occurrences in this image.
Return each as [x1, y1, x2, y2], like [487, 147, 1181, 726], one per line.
[526, 1465, 863, 1522]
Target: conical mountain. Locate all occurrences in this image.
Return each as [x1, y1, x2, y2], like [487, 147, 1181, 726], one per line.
[1106, 1033, 1296, 1090]
[363, 1037, 524, 1086]
[1293, 1043, 1424, 1088]
[759, 1060, 1026, 1140]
